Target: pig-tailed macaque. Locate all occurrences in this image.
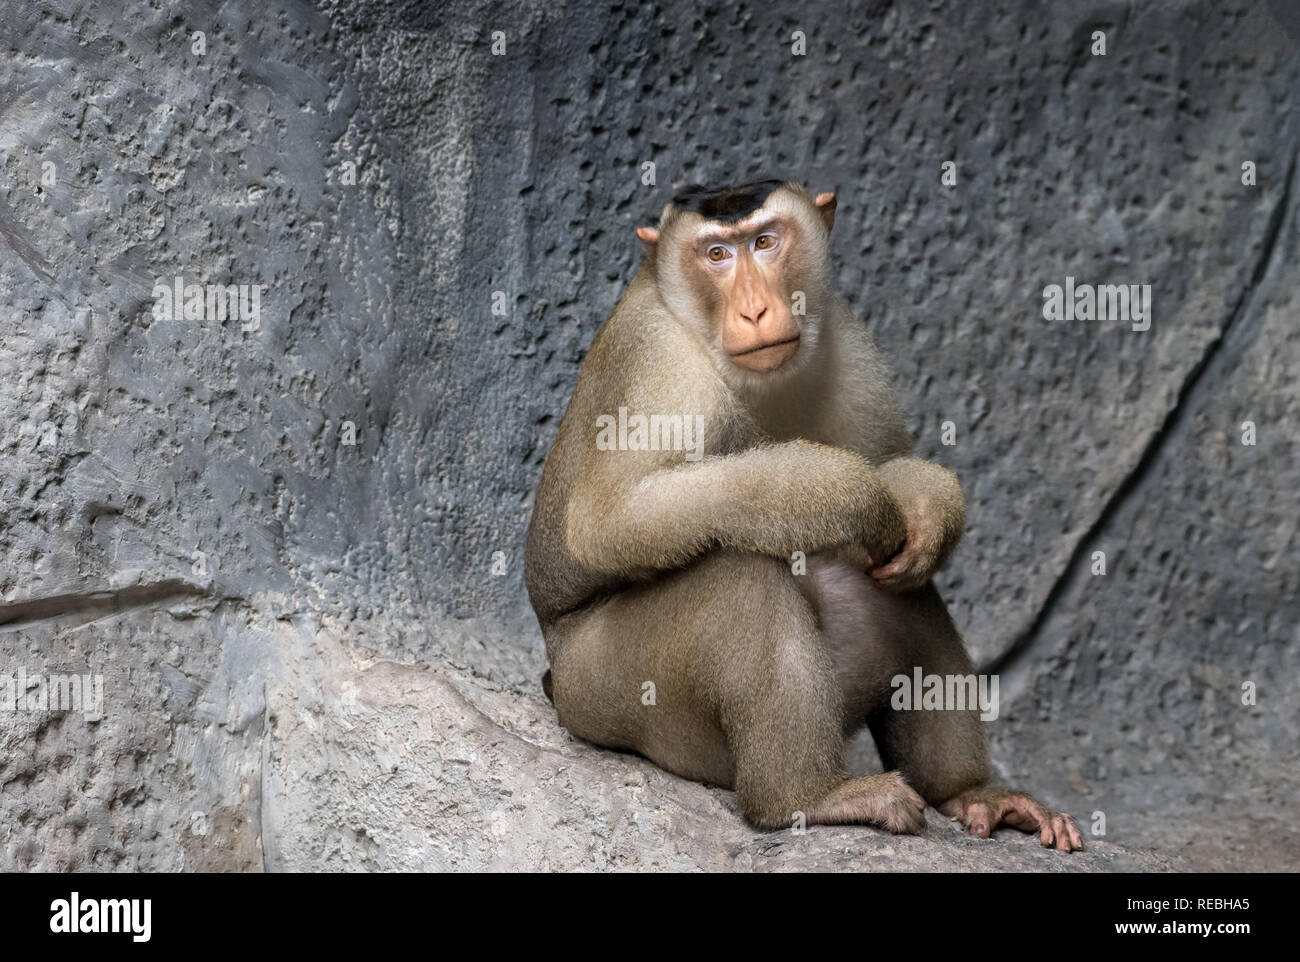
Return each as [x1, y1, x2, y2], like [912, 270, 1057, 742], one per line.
[524, 180, 1082, 851]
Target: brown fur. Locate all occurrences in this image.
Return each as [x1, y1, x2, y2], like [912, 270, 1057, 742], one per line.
[523, 183, 1082, 849]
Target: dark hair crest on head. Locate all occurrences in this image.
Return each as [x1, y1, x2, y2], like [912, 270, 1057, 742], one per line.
[670, 178, 788, 223]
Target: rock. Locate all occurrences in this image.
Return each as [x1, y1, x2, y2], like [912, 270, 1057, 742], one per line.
[262, 622, 1182, 872]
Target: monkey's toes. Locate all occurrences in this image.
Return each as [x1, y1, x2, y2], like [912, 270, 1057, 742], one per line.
[879, 798, 927, 834]
[1000, 793, 1084, 852]
[1040, 812, 1085, 852]
[873, 773, 927, 834]
[962, 800, 999, 839]
[945, 789, 1086, 853]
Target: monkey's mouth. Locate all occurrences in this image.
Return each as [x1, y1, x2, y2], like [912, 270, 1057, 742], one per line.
[728, 335, 800, 371]
[729, 335, 800, 358]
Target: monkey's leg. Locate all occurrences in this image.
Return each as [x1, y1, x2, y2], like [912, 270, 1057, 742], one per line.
[807, 561, 1083, 851]
[547, 550, 924, 834]
[870, 586, 1083, 852]
[860, 583, 992, 804]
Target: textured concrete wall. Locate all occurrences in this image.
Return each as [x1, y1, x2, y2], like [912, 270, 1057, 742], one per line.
[1, 0, 1296, 870]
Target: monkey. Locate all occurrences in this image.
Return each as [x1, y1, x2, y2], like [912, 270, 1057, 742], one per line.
[524, 179, 1083, 852]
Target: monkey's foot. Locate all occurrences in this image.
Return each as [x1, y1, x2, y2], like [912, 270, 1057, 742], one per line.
[809, 771, 927, 833]
[938, 786, 1084, 852]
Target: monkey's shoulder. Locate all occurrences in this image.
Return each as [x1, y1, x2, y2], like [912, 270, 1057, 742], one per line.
[579, 286, 726, 413]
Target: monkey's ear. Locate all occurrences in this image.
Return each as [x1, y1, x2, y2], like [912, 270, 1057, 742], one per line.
[636, 226, 659, 252]
[814, 193, 837, 232]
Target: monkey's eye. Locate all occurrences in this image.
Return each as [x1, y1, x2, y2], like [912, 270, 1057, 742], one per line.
[707, 245, 729, 263]
[753, 233, 777, 251]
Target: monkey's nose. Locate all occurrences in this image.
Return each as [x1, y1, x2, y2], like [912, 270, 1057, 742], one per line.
[740, 306, 768, 325]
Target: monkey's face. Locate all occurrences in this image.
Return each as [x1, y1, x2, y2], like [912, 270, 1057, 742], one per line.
[642, 184, 837, 382]
[694, 217, 803, 373]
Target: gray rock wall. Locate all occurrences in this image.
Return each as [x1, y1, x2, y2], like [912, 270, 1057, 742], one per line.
[1, 0, 1296, 870]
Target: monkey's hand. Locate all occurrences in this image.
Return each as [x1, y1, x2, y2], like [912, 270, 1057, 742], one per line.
[868, 493, 949, 591]
[938, 787, 1085, 853]
[869, 459, 964, 591]
[825, 488, 908, 574]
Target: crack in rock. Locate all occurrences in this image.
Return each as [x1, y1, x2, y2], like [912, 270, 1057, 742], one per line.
[0, 579, 212, 629]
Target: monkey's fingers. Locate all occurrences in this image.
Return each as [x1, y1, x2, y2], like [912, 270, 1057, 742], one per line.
[870, 544, 933, 591]
[869, 554, 909, 581]
[869, 546, 916, 584]
[873, 537, 906, 569]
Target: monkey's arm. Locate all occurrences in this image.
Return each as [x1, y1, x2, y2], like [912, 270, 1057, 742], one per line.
[565, 441, 908, 576]
[869, 456, 966, 591]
